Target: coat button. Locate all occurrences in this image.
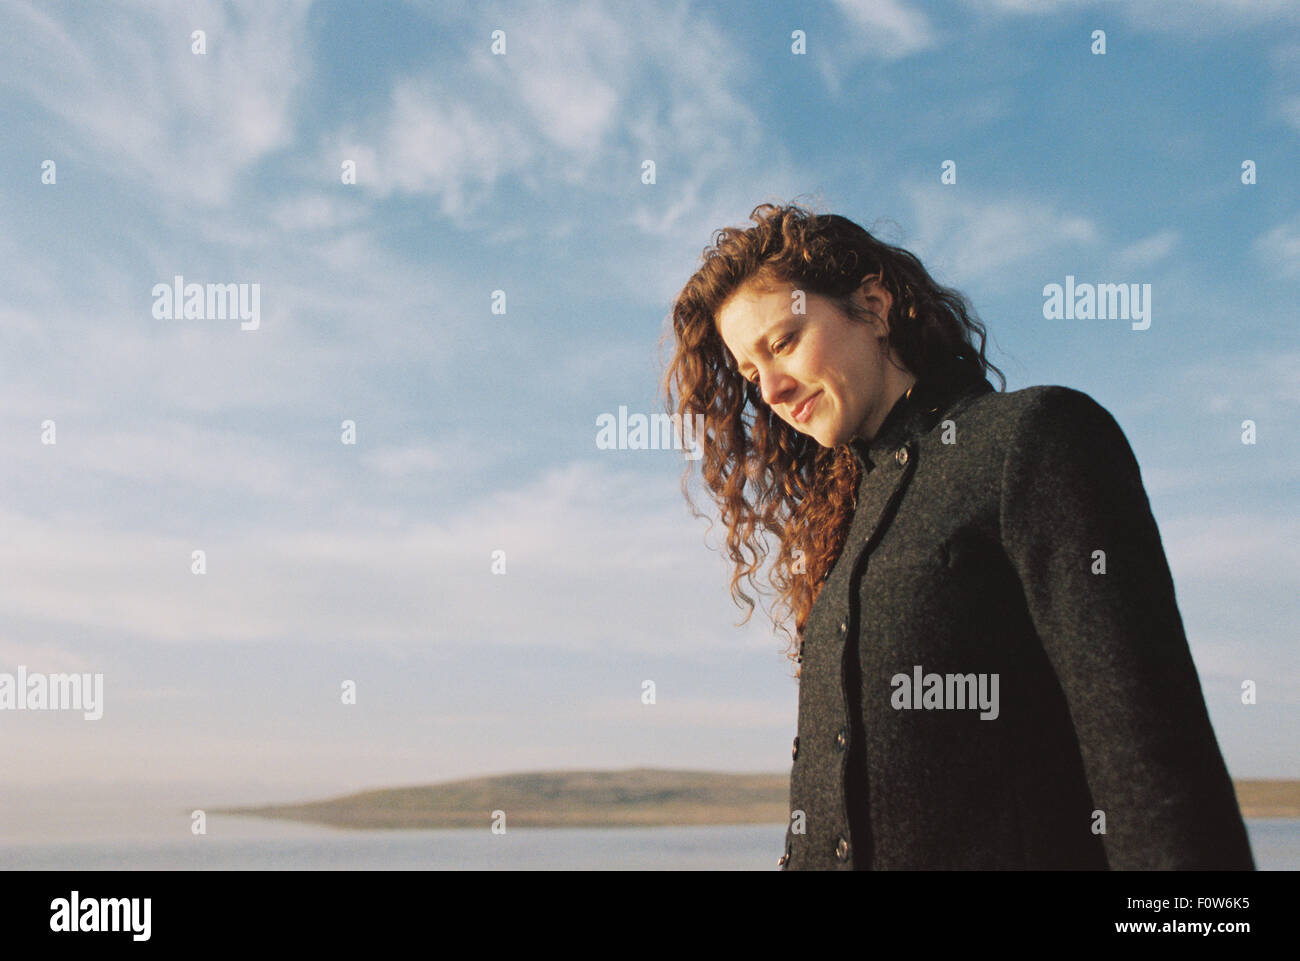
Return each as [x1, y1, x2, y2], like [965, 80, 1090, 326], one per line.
[895, 446, 909, 467]
[835, 727, 847, 750]
[792, 736, 800, 760]
[839, 620, 848, 636]
[835, 836, 850, 862]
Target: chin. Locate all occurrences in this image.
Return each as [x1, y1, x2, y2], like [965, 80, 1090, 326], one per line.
[793, 414, 838, 448]
[808, 427, 837, 449]
[815, 422, 844, 448]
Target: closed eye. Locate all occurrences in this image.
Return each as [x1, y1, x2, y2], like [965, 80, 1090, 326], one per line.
[745, 335, 793, 385]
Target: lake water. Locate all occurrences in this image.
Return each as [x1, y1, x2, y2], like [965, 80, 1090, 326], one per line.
[1, 815, 1295, 870]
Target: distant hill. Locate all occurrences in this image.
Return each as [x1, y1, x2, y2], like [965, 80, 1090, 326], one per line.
[216, 769, 789, 829]
[1234, 779, 1300, 818]
[214, 770, 1300, 829]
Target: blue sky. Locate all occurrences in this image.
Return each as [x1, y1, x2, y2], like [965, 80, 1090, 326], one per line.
[1, 0, 1297, 833]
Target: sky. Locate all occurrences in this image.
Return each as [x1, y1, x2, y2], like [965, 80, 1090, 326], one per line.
[0, 0, 1297, 835]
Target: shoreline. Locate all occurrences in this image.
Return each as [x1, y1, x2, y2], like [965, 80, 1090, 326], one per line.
[210, 771, 1300, 830]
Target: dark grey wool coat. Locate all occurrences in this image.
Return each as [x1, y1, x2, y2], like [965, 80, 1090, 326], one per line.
[780, 374, 1254, 870]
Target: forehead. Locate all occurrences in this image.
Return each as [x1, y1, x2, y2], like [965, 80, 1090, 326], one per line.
[715, 281, 798, 346]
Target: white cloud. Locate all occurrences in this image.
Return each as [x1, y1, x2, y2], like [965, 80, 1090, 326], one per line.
[268, 193, 368, 233]
[1163, 513, 1300, 583]
[362, 441, 496, 478]
[1114, 229, 1179, 269]
[1119, 0, 1300, 36]
[332, 77, 536, 216]
[902, 181, 1101, 284]
[0, 458, 777, 655]
[0, 639, 99, 674]
[1253, 219, 1300, 280]
[505, 2, 628, 154]
[961, 0, 1094, 14]
[1177, 350, 1300, 407]
[830, 0, 938, 59]
[1280, 94, 1300, 129]
[0, 0, 313, 206]
[325, 0, 790, 269]
[321, 0, 635, 214]
[1269, 42, 1300, 131]
[964, 0, 1300, 30]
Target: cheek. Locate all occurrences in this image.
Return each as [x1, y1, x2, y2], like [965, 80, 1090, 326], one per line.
[825, 340, 873, 397]
[804, 341, 846, 395]
[798, 338, 834, 380]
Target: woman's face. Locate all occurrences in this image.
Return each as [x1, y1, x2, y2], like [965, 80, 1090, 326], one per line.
[715, 277, 913, 448]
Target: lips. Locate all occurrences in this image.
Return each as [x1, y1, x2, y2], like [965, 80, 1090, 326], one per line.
[791, 391, 821, 424]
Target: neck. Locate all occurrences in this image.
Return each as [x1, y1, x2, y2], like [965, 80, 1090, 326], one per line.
[854, 368, 918, 443]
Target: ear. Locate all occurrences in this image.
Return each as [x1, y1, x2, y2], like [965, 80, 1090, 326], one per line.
[855, 274, 894, 336]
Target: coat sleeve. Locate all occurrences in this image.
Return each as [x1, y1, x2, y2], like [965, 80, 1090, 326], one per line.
[999, 386, 1254, 870]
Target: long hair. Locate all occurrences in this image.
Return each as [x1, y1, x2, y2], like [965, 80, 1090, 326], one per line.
[660, 202, 1006, 674]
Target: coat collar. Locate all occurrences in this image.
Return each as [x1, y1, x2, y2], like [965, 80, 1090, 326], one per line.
[848, 372, 995, 472]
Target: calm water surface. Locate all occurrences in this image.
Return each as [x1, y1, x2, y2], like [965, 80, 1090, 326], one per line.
[1, 813, 1294, 870]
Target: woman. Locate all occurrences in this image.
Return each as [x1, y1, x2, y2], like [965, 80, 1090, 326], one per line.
[661, 202, 1254, 870]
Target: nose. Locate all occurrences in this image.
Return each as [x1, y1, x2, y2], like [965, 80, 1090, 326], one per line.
[760, 367, 797, 408]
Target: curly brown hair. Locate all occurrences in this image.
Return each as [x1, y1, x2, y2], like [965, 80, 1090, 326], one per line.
[659, 201, 1006, 675]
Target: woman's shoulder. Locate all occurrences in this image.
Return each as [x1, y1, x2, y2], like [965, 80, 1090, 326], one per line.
[963, 383, 1120, 430]
[950, 383, 1131, 460]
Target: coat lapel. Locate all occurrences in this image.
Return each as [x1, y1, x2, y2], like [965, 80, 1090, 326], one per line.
[846, 376, 994, 557]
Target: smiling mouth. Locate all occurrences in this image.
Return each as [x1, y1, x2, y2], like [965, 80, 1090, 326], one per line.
[792, 392, 821, 423]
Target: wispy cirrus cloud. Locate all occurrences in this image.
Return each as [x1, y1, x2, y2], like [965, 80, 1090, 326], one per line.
[0, 458, 766, 655]
[321, 0, 813, 311]
[1253, 218, 1300, 280]
[901, 180, 1101, 283]
[963, 0, 1300, 29]
[0, 0, 313, 207]
[1113, 229, 1180, 270]
[830, 0, 938, 59]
